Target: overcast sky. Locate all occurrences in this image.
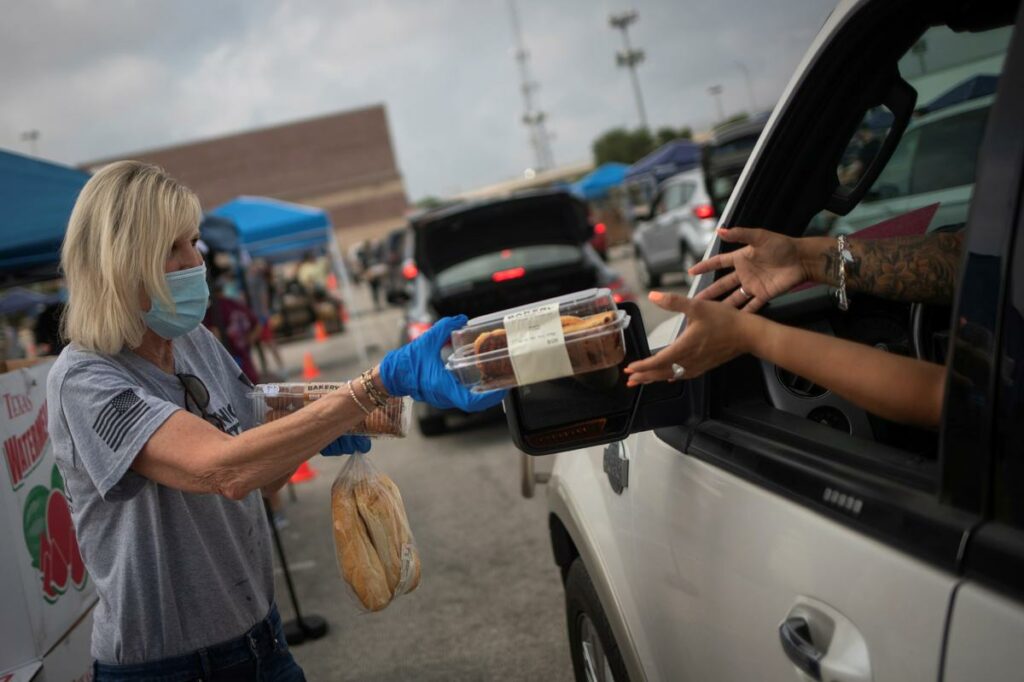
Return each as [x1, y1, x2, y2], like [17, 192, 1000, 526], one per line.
[0, 0, 836, 201]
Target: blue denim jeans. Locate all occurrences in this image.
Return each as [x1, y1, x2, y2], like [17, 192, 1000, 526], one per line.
[93, 604, 305, 682]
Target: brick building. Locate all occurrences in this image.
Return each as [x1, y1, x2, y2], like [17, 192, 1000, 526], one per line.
[84, 104, 409, 246]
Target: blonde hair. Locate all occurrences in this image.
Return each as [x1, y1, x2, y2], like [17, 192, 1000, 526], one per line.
[61, 161, 202, 354]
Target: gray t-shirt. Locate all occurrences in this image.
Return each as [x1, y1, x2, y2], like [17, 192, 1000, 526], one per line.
[47, 325, 275, 664]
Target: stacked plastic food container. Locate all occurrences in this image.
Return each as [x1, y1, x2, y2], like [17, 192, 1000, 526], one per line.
[445, 288, 631, 391]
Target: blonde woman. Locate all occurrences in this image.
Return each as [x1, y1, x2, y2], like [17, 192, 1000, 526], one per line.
[48, 161, 502, 680]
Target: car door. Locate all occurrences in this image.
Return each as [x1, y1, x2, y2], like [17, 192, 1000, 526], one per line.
[618, 7, 1018, 681]
[941, 32, 1024, 678]
[645, 183, 686, 270]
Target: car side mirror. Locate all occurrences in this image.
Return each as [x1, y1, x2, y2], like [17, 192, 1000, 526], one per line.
[504, 302, 697, 456]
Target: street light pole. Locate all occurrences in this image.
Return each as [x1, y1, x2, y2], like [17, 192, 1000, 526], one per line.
[20, 130, 40, 156]
[609, 10, 649, 132]
[708, 85, 725, 122]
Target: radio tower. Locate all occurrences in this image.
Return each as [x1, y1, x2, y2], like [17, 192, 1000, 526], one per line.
[508, 0, 554, 172]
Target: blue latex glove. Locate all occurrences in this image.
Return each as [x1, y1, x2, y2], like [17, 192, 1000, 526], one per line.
[322, 435, 371, 456]
[379, 315, 508, 412]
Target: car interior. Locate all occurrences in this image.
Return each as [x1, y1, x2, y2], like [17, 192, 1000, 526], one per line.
[703, 2, 1015, 492]
[509, 1, 1017, 498]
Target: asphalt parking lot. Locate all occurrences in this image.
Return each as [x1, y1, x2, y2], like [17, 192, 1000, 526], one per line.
[270, 249, 686, 680]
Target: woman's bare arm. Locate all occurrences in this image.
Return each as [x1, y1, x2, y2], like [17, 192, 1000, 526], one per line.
[133, 368, 386, 500]
[626, 292, 945, 427]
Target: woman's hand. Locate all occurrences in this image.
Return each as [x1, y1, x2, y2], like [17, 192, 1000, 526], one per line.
[379, 315, 507, 412]
[689, 227, 815, 312]
[624, 291, 762, 384]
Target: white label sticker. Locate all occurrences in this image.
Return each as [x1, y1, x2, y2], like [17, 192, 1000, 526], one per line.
[503, 303, 574, 385]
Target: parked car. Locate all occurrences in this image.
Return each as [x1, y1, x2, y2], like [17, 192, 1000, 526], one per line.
[392, 190, 634, 435]
[509, 2, 1022, 680]
[828, 95, 994, 235]
[631, 168, 716, 288]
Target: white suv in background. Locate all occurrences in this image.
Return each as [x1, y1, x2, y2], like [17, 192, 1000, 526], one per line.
[509, 1, 1024, 680]
[632, 168, 716, 288]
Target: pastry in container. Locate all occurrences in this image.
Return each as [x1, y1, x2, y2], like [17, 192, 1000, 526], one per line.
[249, 382, 412, 438]
[445, 288, 630, 392]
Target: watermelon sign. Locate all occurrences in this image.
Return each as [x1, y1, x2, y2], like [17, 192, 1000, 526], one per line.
[22, 465, 87, 602]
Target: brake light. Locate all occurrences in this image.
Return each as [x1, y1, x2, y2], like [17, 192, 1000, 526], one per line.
[608, 277, 634, 303]
[693, 204, 715, 220]
[492, 267, 526, 282]
[594, 222, 607, 235]
[402, 260, 418, 280]
[407, 321, 431, 341]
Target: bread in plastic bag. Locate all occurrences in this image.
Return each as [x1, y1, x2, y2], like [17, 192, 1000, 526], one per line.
[331, 453, 420, 612]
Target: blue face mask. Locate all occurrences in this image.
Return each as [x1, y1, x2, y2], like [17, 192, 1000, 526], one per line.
[143, 264, 210, 339]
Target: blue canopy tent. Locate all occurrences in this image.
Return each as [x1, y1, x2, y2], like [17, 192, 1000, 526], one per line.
[921, 74, 998, 114]
[624, 140, 702, 187]
[208, 196, 369, 362]
[0, 150, 90, 286]
[571, 163, 628, 201]
[209, 196, 333, 263]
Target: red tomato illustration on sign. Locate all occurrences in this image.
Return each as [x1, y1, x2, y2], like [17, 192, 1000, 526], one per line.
[23, 465, 87, 602]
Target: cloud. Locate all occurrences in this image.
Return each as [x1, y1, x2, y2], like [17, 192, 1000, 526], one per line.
[0, 0, 836, 199]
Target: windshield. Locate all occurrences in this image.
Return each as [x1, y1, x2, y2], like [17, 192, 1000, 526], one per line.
[434, 244, 583, 289]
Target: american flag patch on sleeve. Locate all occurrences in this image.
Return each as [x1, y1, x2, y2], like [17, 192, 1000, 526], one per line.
[93, 389, 150, 451]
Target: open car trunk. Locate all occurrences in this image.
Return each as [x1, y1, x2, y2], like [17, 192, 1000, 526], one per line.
[413, 191, 593, 280]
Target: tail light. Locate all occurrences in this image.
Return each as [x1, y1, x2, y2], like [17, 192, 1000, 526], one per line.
[594, 222, 607, 235]
[492, 267, 526, 282]
[608, 277, 635, 303]
[407, 321, 431, 341]
[402, 260, 418, 280]
[693, 204, 715, 220]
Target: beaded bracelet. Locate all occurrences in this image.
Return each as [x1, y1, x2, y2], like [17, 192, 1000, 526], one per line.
[360, 369, 389, 409]
[347, 381, 373, 416]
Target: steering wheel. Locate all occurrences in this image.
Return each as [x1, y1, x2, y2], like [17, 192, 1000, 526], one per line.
[910, 301, 953, 363]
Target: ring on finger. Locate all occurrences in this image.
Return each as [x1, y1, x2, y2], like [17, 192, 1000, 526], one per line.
[671, 363, 686, 380]
[739, 286, 752, 299]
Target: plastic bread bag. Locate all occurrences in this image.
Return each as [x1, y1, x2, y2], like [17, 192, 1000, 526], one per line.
[331, 453, 421, 612]
[249, 382, 412, 438]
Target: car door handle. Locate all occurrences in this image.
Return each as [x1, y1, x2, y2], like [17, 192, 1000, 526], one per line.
[779, 617, 824, 680]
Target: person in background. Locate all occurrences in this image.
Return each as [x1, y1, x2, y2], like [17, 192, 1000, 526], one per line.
[34, 301, 68, 355]
[49, 160, 504, 680]
[248, 259, 286, 379]
[203, 273, 262, 385]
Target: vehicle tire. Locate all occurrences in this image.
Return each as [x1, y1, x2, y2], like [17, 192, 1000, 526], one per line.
[417, 414, 447, 437]
[565, 558, 629, 682]
[634, 251, 660, 289]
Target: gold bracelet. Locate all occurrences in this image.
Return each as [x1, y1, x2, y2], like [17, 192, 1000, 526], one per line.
[347, 381, 373, 416]
[360, 369, 389, 408]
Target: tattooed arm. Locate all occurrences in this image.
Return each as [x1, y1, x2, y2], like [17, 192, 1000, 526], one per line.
[818, 231, 963, 305]
[692, 227, 963, 310]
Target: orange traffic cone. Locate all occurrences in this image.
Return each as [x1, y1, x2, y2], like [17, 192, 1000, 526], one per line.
[326, 273, 338, 291]
[302, 352, 321, 380]
[314, 320, 328, 343]
[290, 461, 318, 484]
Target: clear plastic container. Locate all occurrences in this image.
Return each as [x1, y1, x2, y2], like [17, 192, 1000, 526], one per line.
[445, 288, 630, 392]
[249, 382, 412, 438]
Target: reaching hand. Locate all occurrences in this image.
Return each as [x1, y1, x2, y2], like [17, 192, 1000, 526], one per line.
[689, 227, 810, 313]
[624, 291, 759, 384]
[379, 315, 508, 412]
[322, 435, 372, 456]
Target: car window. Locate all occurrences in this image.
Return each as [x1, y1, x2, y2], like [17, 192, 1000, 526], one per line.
[805, 25, 1011, 237]
[910, 105, 990, 195]
[677, 182, 696, 206]
[434, 244, 582, 289]
[658, 184, 684, 214]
